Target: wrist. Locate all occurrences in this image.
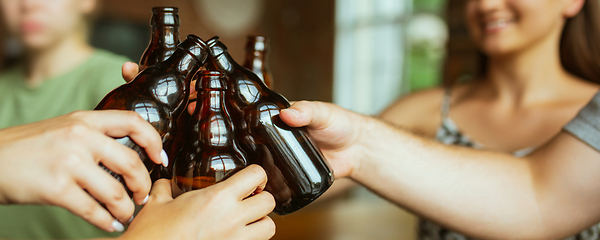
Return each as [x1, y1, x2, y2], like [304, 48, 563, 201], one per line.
[348, 115, 413, 183]
[347, 114, 378, 181]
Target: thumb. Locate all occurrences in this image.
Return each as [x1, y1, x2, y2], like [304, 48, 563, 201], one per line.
[122, 62, 140, 83]
[280, 101, 337, 130]
[148, 179, 173, 204]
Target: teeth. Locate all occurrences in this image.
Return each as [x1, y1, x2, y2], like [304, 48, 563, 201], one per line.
[486, 19, 511, 30]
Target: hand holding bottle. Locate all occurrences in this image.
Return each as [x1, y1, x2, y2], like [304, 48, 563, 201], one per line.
[0, 110, 165, 232]
[121, 165, 276, 240]
[280, 101, 367, 179]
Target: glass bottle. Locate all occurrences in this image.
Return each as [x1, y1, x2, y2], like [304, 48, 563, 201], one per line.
[95, 35, 209, 185]
[139, 6, 182, 181]
[172, 70, 246, 196]
[243, 36, 273, 88]
[139, 7, 180, 71]
[205, 37, 334, 215]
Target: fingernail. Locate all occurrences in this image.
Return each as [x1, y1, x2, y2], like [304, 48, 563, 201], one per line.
[112, 220, 125, 232]
[128, 215, 134, 224]
[142, 194, 149, 205]
[284, 108, 300, 118]
[161, 149, 169, 167]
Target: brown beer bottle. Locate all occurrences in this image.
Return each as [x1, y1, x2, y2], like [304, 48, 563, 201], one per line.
[139, 7, 180, 70]
[95, 35, 209, 183]
[243, 36, 273, 88]
[172, 70, 246, 196]
[205, 37, 334, 215]
[139, 7, 182, 181]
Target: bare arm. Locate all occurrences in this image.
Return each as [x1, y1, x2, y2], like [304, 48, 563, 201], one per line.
[281, 101, 600, 240]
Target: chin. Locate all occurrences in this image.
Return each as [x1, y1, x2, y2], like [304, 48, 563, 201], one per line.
[478, 41, 520, 58]
[20, 35, 56, 51]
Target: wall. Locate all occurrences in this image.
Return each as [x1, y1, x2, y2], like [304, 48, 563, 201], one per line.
[99, 0, 335, 102]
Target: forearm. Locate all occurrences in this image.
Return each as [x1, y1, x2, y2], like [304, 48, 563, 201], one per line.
[284, 101, 600, 239]
[351, 117, 547, 239]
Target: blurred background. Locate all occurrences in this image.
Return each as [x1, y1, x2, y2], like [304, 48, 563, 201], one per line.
[0, 0, 481, 239]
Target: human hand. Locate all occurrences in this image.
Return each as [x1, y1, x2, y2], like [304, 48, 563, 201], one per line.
[122, 62, 198, 115]
[0, 111, 165, 232]
[279, 101, 369, 179]
[121, 165, 276, 240]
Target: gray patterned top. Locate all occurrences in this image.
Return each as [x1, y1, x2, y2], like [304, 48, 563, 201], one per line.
[417, 89, 600, 240]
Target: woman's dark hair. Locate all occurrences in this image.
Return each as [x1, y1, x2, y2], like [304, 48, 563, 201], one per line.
[446, 0, 600, 85]
[560, 0, 600, 84]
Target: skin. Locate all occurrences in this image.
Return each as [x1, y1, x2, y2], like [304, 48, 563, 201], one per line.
[118, 167, 275, 240]
[323, 0, 600, 205]
[279, 101, 600, 240]
[0, 63, 276, 239]
[383, 0, 599, 150]
[0, 1, 277, 238]
[0, 110, 276, 239]
[0, 110, 164, 232]
[0, 0, 96, 87]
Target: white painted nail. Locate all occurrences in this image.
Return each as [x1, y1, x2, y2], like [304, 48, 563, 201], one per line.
[112, 220, 124, 232]
[128, 215, 134, 224]
[160, 149, 169, 167]
[142, 194, 149, 205]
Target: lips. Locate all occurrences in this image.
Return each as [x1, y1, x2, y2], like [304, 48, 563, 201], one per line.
[21, 21, 43, 33]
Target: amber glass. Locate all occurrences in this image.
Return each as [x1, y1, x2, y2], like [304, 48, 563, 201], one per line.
[95, 35, 209, 185]
[172, 71, 246, 196]
[243, 36, 273, 88]
[205, 37, 334, 215]
[139, 7, 182, 181]
[139, 7, 180, 71]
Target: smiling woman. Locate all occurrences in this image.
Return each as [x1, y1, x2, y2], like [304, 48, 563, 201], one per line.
[378, 0, 600, 239]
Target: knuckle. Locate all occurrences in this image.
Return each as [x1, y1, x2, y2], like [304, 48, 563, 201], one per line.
[117, 149, 143, 173]
[126, 112, 145, 124]
[41, 178, 71, 203]
[63, 121, 91, 139]
[79, 200, 100, 221]
[295, 100, 311, 106]
[247, 165, 266, 178]
[108, 184, 127, 203]
[61, 152, 84, 171]
[205, 187, 228, 203]
[67, 110, 87, 119]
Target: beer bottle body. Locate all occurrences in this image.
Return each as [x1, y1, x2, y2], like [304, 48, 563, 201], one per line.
[95, 35, 208, 187]
[172, 71, 246, 196]
[206, 37, 334, 215]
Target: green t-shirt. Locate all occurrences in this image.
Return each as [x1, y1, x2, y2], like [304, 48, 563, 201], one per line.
[0, 49, 129, 239]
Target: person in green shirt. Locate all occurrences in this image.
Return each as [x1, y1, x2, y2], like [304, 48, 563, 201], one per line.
[0, 0, 130, 238]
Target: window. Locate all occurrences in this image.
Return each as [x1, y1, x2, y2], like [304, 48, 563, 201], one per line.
[334, 0, 412, 115]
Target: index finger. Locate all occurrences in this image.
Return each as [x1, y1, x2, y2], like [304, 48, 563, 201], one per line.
[77, 110, 165, 166]
[217, 165, 268, 199]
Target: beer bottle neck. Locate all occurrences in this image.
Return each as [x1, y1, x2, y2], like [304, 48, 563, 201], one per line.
[149, 26, 180, 49]
[162, 49, 201, 81]
[244, 51, 267, 70]
[150, 9, 179, 27]
[211, 53, 243, 74]
[199, 90, 225, 114]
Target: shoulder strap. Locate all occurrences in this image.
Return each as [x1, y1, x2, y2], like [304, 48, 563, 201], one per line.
[441, 87, 452, 119]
